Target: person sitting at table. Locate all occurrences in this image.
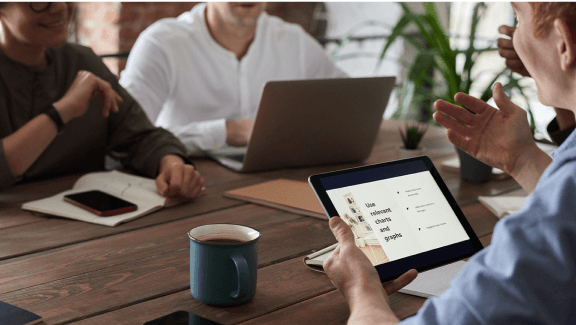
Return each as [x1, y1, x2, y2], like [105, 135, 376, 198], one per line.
[461, 21, 576, 195]
[119, 2, 347, 156]
[324, 2, 576, 324]
[498, 24, 576, 147]
[0, 2, 204, 199]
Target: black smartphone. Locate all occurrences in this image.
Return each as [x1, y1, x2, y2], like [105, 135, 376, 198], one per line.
[143, 311, 224, 325]
[63, 190, 138, 216]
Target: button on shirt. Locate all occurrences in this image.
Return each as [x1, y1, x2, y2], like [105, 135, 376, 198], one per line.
[119, 3, 347, 155]
[402, 131, 576, 324]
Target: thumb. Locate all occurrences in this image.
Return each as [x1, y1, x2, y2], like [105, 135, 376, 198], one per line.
[329, 217, 356, 248]
[493, 82, 521, 115]
[155, 172, 170, 196]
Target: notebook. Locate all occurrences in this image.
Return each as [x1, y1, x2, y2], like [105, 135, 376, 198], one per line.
[207, 77, 396, 172]
[22, 170, 188, 227]
[223, 179, 326, 219]
[478, 195, 527, 219]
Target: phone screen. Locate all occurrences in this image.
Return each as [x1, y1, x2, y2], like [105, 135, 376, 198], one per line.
[63, 190, 137, 216]
[143, 311, 223, 325]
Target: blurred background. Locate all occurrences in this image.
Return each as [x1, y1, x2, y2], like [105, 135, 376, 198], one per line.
[62, 2, 553, 140]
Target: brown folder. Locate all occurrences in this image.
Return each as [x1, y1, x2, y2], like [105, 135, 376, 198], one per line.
[223, 179, 327, 220]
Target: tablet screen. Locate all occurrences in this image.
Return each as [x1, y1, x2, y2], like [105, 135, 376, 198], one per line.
[309, 156, 483, 282]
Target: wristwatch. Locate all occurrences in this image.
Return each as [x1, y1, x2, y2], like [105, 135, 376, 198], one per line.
[44, 105, 65, 134]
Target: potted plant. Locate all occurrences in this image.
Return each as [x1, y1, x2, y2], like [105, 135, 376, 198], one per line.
[398, 122, 428, 159]
[379, 2, 533, 182]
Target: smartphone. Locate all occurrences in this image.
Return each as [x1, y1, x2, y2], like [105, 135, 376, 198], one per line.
[143, 311, 224, 325]
[63, 190, 137, 216]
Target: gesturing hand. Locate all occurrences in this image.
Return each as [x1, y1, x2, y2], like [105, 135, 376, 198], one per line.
[433, 82, 536, 175]
[324, 217, 417, 306]
[53, 70, 123, 123]
[497, 25, 531, 77]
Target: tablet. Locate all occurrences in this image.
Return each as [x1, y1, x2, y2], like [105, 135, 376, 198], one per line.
[308, 156, 483, 282]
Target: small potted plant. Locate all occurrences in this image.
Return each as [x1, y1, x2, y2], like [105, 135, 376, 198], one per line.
[398, 122, 428, 159]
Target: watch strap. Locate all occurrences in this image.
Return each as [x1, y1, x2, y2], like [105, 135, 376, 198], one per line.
[44, 105, 65, 134]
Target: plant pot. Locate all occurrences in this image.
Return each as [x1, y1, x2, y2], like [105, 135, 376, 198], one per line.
[397, 147, 426, 160]
[456, 147, 492, 183]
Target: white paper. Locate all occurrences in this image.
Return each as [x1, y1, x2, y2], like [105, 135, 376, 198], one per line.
[478, 196, 527, 219]
[399, 260, 467, 298]
[22, 171, 170, 227]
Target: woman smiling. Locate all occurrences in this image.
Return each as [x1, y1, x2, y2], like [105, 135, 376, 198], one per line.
[0, 2, 204, 199]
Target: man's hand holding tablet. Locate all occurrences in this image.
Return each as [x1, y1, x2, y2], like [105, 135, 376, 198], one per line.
[308, 156, 483, 284]
[324, 216, 418, 324]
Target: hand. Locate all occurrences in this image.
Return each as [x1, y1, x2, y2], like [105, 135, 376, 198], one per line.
[225, 119, 254, 147]
[53, 70, 123, 123]
[433, 83, 537, 176]
[497, 25, 531, 77]
[155, 155, 204, 199]
[324, 217, 417, 325]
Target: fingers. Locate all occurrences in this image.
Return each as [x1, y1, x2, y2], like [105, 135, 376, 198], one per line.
[492, 82, 521, 115]
[93, 77, 121, 118]
[156, 163, 204, 199]
[498, 25, 516, 38]
[433, 99, 475, 126]
[329, 217, 356, 248]
[446, 129, 472, 153]
[496, 37, 515, 52]
[383, 269, 418, 295]
[453, 92, 493, 114]
[498, 47, 520, 60]
[433, 109, 473, 138]
[155, 173, 169, 197]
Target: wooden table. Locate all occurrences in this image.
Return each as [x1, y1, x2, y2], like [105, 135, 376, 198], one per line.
[0, 120, 523, 325]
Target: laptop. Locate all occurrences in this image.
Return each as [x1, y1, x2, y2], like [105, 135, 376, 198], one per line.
[207, 76, 396, 172]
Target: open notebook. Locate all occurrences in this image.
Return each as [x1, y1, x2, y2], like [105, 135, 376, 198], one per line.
[22, 170, 187, 227]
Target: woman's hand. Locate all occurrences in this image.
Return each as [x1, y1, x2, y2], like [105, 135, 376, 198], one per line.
[53, 70, 123, 123]
[155, 155, 204, 199]
[433, 83, 536, 175]
[433, 83, 551, 192]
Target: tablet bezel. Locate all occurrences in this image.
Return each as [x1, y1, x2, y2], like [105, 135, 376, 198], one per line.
[308, 156, 484, 283]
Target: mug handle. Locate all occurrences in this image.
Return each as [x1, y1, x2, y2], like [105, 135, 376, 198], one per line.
[230, 254, 250, 300]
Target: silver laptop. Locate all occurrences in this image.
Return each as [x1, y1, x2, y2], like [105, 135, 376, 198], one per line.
[207, 77, 396, 172]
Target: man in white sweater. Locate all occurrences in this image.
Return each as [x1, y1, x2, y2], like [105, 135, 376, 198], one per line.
[120, 2, 346, 156]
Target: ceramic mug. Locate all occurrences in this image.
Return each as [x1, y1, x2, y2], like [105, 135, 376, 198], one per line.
[188, 224, 260, 306]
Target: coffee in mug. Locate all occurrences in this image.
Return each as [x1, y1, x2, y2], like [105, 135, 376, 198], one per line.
[188, 224, 260, 306]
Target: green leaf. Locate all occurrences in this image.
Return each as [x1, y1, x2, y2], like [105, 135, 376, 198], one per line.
[378, 15, 413, 67]
[463, 2, 487, 93]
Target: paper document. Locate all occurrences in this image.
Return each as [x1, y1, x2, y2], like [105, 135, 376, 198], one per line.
[478, 195, 527, 219]
[398, 260, 467, 298]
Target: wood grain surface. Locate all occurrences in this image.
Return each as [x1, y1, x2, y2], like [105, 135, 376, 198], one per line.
[0, 120, 524, 325]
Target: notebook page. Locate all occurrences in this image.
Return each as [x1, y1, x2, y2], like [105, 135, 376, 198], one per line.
[399, 260, 467, 298]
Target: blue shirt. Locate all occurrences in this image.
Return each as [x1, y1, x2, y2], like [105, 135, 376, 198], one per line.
[403, 132, 576, 324]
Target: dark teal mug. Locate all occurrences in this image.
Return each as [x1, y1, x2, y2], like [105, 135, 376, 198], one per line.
[188, 224, 260, 306]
